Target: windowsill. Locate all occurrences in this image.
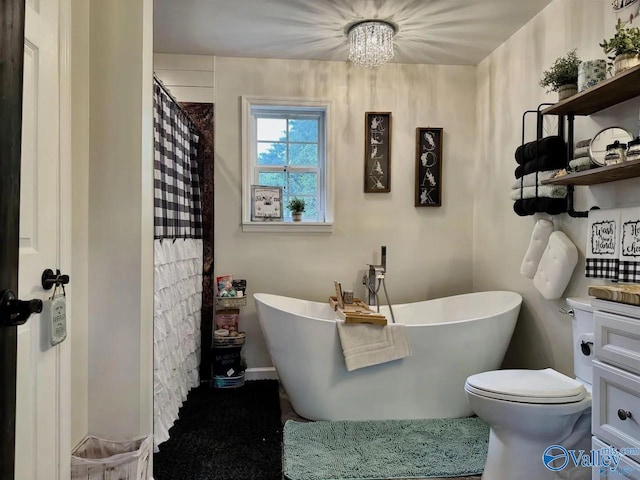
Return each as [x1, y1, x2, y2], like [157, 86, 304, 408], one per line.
[241, 221, 333, 233]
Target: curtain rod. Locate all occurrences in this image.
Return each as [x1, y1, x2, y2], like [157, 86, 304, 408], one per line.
[153, 72, 200, 134]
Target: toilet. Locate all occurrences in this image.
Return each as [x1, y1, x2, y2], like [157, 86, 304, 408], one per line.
[464, 297, 594, 480]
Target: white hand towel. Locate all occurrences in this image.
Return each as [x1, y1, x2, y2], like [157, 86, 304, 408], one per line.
[618, 206, 640, 282]
[510, 170, 561, 189]
[586, 208, 621, 279]
[336, 321, 411, 372]
[521, 219, 554, 279]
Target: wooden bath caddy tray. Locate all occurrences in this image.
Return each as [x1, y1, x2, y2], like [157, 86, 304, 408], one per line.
[588, 284, 640, 307]
[328, 296, 387, 326]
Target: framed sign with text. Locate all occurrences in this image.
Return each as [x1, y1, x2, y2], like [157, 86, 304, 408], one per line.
[415, 127, 443, 207]
[251, 185, 283, 221]
[364, 112, 391, 193]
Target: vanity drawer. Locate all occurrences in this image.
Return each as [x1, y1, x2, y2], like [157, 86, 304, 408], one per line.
[595, 311, 640, 376]
[593, 437, 640, 479]
[593, 360, 640, 452]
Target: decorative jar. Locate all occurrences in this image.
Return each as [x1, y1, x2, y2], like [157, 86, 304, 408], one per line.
[604, 141, 627, 165]
[626, 138, 640, 162]
[578, 60, 607, 91]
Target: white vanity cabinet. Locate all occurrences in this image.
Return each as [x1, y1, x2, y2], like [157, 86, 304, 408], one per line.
[592, 299, 640, 479]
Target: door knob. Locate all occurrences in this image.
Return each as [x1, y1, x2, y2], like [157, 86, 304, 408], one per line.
[0, 290, 43, 327]
[41, 268, 70, 290]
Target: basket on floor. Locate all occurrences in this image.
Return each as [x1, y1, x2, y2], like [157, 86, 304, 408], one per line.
[71, 435, 152, 480]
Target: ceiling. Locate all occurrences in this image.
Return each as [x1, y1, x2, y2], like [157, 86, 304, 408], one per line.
[154, 0, 554, 66]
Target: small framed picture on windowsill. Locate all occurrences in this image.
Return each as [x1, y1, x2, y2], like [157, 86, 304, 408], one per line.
[251, 185, 283, 221]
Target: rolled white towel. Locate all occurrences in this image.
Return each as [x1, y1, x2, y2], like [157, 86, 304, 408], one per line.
[510, 170, 560, 190]
[574, 146, 589, 158]
[510, 184, 568, 201]
[569, 156, 593, 172]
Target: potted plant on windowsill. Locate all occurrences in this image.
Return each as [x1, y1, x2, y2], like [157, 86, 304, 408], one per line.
[600, 23, 640, 75]
[287, 197, 305, 222]
[539, 48, 581, 101]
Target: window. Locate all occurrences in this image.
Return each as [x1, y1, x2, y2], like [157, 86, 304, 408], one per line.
[242, 97, 333, 232]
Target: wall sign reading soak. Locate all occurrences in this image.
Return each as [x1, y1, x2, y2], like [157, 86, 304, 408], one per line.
[415, 127, 443, 207]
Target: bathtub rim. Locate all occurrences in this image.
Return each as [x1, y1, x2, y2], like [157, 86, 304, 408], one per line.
[254, 290, 522, 327]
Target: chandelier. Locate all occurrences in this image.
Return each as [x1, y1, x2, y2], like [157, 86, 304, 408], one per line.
[348, 20, 396, 68]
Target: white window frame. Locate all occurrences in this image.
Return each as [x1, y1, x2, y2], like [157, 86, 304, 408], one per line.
[241, 96, 334, 233]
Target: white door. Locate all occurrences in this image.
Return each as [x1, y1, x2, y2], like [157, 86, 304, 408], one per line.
[15, 0, 69, 478]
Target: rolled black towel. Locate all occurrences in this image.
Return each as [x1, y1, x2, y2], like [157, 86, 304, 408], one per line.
[515, 144, 525, 164]
[515, 136, 567, 165]
[515, 154, 567, 178]
[513, 200, 533, 216]
[514, 197, 568, 216]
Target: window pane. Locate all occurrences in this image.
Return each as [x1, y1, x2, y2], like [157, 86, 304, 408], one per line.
[288, 119, 318, 142]
[257, 118, 286, 141]
[302, 197, 317, 220]
[289, 143, 318, 166]
[257, 142, 286, 165]
[258, 171, 285, 188]
[288, 172, 317, 195]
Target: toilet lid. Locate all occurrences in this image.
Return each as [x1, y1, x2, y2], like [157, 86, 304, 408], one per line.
[465, 368, 587, 404]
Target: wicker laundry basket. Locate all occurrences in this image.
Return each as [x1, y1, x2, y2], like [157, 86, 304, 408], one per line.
[71, 435, 152, 480]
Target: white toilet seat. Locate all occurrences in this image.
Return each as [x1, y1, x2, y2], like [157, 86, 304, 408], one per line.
[465, 368, 587, 404]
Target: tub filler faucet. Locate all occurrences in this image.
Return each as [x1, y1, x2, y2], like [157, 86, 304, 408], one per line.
[363, 246, 386, 306]
[362, 246, 396, 324]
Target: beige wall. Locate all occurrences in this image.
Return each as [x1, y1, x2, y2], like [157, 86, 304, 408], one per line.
[70, 0, 89, 449]
[154, 54, 215, 103]
[87, 0, 154, 438]
[475, 0, 640, 376]
[214, 57, 478, 367]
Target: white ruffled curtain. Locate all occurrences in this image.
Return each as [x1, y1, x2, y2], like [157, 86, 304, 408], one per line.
[153, 239, 202, 448]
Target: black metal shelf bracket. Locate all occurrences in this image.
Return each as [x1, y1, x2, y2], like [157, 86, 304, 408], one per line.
[539, 105, 592, 218]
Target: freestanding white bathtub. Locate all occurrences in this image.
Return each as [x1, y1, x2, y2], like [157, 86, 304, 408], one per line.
[254, 291, 522, 421]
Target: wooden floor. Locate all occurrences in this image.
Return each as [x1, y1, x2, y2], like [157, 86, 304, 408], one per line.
[279, 386, 482, 480]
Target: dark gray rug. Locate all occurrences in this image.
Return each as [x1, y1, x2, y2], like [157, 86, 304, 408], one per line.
[154, 380, 282, 480]
[283, 417, 489, 480]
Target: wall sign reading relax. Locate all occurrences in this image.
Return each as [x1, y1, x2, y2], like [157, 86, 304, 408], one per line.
[364, 112, 391, 193]
[415, 127, 443, 207]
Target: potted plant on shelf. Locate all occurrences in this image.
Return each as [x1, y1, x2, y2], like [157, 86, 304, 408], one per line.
[600, 23, 640, 74]
[287, 197, 305, 222]
[539, 48, 581, 101]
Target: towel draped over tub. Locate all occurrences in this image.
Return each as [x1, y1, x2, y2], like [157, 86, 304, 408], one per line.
[336, 321, 411, 371]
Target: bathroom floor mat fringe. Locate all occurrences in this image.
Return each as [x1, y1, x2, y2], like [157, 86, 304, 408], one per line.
[283, 417, 488, 480]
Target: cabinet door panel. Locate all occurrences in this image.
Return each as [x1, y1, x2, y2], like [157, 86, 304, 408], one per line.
[595, 311, 640, 376]
[593, 361, 640, 452]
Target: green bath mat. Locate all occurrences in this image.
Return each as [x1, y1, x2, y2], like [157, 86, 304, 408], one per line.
[283, 417, 489, 480]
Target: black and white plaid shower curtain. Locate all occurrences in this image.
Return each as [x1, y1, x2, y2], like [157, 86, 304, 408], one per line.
[153, 81, 202, 239]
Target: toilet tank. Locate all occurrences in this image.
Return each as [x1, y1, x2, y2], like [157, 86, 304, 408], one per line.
[566, 297, 595, 386]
